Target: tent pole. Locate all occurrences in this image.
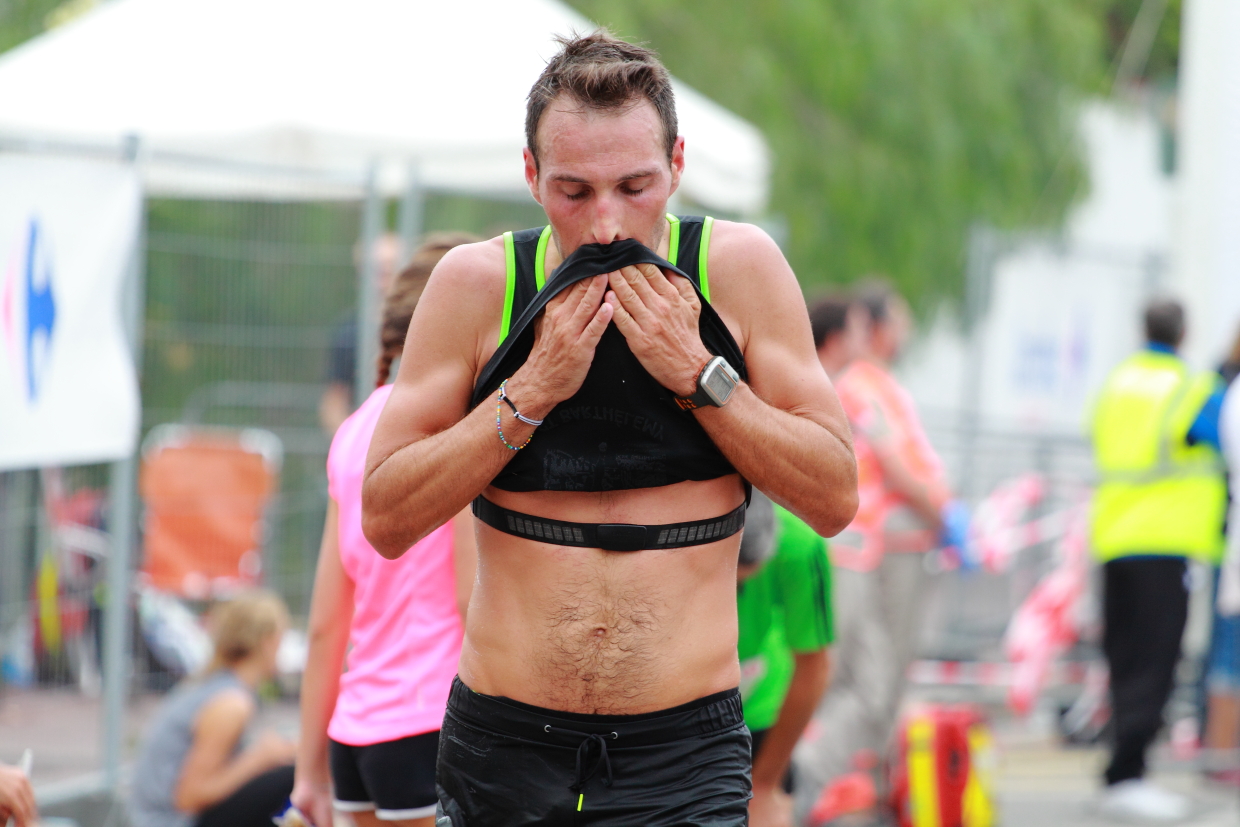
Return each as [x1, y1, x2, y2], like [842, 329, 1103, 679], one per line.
[354, 163, 383, 405]
[103, 134, 147, 791]
[398, 161, 423, 262]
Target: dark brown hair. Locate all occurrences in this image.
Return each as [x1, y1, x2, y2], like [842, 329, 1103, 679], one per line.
[1143, 297, 1185, 348]
[375, 231, 480, 387]
[525, 29, 677, 168]
[809, 292, 854, 350]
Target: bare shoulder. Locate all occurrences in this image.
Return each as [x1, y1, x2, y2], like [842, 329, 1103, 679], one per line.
[704, 220, 808, 346]
[405, 235, 508, 370]
[194, 686, 255, 732]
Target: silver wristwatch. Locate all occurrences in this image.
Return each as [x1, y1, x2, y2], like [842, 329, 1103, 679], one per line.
[675, 355, 740, 410]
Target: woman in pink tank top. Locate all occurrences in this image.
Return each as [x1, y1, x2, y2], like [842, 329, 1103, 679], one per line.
[292, 233, 480, 827]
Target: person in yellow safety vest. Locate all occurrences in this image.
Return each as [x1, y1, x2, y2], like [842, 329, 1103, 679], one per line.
[1091, 297, 1227, 823]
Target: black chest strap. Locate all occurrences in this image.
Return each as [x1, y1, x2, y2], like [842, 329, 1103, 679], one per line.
[472, 496, 746, 552]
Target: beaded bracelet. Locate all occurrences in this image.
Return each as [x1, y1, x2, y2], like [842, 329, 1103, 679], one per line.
[495, 378, 535, 451]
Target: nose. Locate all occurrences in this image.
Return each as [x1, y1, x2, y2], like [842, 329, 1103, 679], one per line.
[588, 193, 623, 245]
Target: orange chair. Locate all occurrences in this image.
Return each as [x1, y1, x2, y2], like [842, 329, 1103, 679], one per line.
[139, 425, 282, 599]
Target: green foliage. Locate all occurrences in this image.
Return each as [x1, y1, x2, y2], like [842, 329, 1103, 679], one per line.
[569, 0, 1110, 307]
[1103, 0, 1182, 81]
[0, 0, 61, 54]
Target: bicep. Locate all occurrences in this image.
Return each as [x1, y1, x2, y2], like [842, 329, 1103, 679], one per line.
[366, 248, 501, 476]
[715, 227, 847, 431]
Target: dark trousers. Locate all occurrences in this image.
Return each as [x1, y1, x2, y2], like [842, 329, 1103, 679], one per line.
[195, 764, 294, 827]
[1102, 557, 1189, 786]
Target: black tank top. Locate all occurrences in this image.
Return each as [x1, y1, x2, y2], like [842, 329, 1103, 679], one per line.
[472, 215, 746, 492]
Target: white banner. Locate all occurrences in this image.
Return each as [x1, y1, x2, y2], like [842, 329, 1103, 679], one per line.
[0, 155, 142, 470]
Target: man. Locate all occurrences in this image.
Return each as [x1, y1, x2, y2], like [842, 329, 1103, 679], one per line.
[737, 491, 833, 827]
[796, 281, 959, 821]
[809, 292, 866, 380]
[1091, 298, 1226, 822]
[363, 30, 856, 825]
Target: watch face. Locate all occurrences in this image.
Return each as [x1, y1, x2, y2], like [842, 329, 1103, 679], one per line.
[702, 360, 738, 405]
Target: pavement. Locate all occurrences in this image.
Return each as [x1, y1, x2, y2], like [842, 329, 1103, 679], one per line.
[2, 686, 1238, 826]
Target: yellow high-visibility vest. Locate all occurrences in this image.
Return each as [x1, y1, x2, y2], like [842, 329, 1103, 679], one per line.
[1090, 350, 1225, 563]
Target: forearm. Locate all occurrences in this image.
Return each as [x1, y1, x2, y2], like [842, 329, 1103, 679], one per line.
[364, 378, 543, 557]
[696, 385, 856, 536]
[871, 444, 945, 531]
[752, 651, 830, 790]
[295, 624, 349, 783]
[180, 750, 275, 813]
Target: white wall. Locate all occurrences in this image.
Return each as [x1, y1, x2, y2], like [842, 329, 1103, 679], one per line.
[899, 102, 1172, 436]
[1173, 0, 1240, 370]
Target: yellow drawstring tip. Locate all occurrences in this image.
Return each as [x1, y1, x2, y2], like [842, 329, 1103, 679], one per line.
[577, 793, 584, 812]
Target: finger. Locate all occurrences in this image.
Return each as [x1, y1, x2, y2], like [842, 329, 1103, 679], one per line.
[607, 270, 652, 323]
[580, 299, 614, 348]
[670, 270, 701, 308]
[620, 265, 662, 304]
[635, 262, 680, 300]
[606, 289, 639, 338]
[576, 274, 608, 314]
[548, 276, 591, 311]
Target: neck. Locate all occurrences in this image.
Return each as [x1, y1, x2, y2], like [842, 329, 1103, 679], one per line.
[229, 657, 269, 689]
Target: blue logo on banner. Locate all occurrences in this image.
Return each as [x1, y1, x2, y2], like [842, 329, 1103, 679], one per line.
[2, 217, 57, 403]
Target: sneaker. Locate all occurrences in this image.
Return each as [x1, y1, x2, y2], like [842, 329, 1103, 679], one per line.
[808, 771, 878, 825]
[1096, 779, 1190, 823]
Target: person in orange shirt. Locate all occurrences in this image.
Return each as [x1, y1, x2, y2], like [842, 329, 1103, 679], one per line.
[796, 281, 964, 822]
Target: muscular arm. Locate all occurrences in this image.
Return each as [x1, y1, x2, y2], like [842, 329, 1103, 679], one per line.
[175, 692, 293, 813]
[752, 649, 830, 791]
[363, 241, 613, 558]
[606, 222, 857, 537]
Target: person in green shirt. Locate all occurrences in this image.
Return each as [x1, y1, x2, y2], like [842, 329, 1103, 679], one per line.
[738, 491, 835, 827]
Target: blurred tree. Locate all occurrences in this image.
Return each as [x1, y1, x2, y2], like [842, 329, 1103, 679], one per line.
[1103, 0, 1181, 82]
[0, 0, 61, 53]
[569, 0, 1111, 307]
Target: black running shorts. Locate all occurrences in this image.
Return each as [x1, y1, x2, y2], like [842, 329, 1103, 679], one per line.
[435, 677, 752, 826]
[330, 731, 440, 820]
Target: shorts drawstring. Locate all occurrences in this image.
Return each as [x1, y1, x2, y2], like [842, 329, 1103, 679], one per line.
[544, 724, 618, 792]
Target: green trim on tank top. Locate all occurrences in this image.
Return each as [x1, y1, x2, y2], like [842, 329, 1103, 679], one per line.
[534, 225, 553, 291]
[498, 215, 709, 345]
[499, 231, 517, 346]
[699, 215, 715, 302]
[665, 213, 681, 266]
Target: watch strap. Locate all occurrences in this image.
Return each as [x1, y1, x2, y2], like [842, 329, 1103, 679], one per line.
[674, 357, 720, 410]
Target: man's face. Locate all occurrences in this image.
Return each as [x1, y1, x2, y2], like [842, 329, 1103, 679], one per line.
[524, 94, 684, 257]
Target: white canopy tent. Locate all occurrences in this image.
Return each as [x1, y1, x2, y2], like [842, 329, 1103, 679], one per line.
[0, 0, 769, 213]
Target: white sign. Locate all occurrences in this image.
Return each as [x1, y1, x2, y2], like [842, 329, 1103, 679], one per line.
[0, 155, 142, 470]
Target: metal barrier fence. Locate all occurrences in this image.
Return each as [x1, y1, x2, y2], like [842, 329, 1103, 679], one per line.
[0, 143, 546, 804]
[0, 143, 1111, 812]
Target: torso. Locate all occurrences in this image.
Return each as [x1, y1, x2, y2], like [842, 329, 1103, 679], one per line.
[458, 219, 748, 714]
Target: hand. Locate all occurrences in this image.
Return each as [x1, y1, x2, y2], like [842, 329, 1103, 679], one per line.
[290, 775, 334, 827]
[511, 274, 613, 416]
[251, 731, 298, 771]
[0, 765, 37, 827]
[606, 264, 711, 397]
[748, 784, 793, 827]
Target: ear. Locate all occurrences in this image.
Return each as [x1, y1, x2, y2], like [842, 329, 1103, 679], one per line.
[668, 135, 686, 196]
[523, 147, 543, 206]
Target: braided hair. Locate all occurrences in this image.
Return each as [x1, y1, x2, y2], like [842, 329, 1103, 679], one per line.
[375, 231, 481, 387]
